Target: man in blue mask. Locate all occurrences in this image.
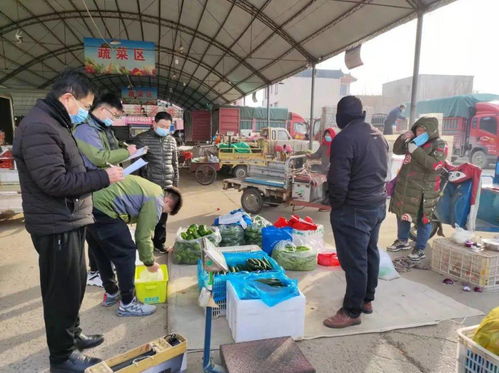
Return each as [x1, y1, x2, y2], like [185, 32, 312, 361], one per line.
[324, 96, 388, 329]
[132, 111, 179, 254]
[73, 92, 137, 288]
[13, 70, 124, 372]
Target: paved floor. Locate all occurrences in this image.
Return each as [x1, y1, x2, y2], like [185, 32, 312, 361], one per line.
[0, 170, 497, 373]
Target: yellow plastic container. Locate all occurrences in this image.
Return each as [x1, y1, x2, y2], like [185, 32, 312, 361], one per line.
[135, 264, 169, 304]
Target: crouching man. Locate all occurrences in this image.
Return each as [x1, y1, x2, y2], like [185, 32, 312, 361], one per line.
[87, 175, 182, 316]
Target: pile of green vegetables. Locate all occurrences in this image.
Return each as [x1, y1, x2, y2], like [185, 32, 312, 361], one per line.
[173, 225, 219, 265]
[219, 224, 245, 247]
[272, 241, 317, 271]
[180, 224, 214, 240]
[244, 215, 271, 247]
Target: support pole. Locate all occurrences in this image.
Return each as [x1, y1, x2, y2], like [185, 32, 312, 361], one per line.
[409, 10, 424, 125]
[309, 64, 316, 150]
[266, 85, 270, 128]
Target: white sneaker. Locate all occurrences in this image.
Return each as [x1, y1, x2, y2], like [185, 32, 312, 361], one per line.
[87, 271, 103, 287]
[116, 297, 156, 317]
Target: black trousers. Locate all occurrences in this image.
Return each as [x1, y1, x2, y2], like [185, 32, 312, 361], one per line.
[86, 209, 136, 304]
[87, 240, 98, 272]
[31, 227, 87, 363]
[330, 204, 386, 318]
[152, 212, 168, 249]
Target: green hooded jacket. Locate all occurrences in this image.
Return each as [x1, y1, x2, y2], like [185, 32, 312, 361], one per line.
[93, 175, 164, 266]
[388, 117, 448, 223]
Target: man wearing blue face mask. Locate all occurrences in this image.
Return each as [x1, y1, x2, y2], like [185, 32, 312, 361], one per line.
[73, 92, 137, 171]
[131, 111, 179, 254]
[73, 92, 137, 288]
[13, 70, 124, 372]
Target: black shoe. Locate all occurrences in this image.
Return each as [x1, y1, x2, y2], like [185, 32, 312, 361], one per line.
[154, 246, 167, 254]
[50, 350, 102, 373]
[75, 333, 104, 350]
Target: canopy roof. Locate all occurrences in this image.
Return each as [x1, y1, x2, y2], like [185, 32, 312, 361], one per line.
[0, 0, 454, 109]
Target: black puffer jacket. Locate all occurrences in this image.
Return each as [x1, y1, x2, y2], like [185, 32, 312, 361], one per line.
[13, 97, 110, 235]
[132, 129, 179, 188]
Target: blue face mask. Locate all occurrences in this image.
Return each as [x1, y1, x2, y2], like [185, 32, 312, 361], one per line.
[70, 107, 89, 125]
[411, 132, 429, 147]
[324, 135, 332, 142]
[103, 118, 114, 127]
[154, 127, 169, 137]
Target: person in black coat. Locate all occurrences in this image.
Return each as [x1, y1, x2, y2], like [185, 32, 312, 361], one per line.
[324, 96, 388, 329]
[383, 104, 406, 135]
[13, 70, 124, 373]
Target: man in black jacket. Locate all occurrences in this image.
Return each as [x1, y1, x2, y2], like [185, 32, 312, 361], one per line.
[13, 70, 124, 373]
[132, 111, 179, 253]
[324, 96, 388, 329]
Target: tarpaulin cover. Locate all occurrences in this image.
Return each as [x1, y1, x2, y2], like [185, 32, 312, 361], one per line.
[408, 94, 499, 119]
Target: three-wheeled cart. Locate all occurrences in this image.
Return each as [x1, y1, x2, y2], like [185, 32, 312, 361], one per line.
[223, 155, 330, 214]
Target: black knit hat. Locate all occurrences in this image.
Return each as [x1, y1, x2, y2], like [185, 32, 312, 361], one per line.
[164, 186, 183, 215]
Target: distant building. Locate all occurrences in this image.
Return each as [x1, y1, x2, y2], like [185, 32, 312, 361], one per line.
[382, 74, 474, 104]
[259, 69, 356, 119]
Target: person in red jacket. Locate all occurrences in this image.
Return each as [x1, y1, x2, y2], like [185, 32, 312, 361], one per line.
[307, 128, 336, 174]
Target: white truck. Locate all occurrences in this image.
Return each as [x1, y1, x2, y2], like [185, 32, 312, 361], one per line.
[260, 127, 320, 153]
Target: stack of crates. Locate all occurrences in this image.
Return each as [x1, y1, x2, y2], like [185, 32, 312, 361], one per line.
[431, 238, 499, 291]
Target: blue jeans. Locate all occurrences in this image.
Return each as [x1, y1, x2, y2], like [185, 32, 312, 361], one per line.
[330, 203, 386, 318]
[397, 217, 432, 250]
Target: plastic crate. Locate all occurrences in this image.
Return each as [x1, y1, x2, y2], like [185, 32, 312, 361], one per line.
[457, 325, 499, 373]
[197, 251, 284, 303]
[431, 238, 499, 292]
[135, 265, 168, 304]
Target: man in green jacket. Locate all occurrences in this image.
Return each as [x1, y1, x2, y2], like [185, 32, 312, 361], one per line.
[87, 175, 182, 317]
[387, 117, 448, 261]
[73, 93, 137, 287]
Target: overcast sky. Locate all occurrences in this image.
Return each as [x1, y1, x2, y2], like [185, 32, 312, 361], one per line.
[319, 0, 497, 95]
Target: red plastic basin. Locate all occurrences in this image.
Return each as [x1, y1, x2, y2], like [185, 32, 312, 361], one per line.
[318, 253, 340, 267]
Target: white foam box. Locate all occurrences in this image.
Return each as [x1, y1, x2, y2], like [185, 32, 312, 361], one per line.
[226, 281, 306, 343]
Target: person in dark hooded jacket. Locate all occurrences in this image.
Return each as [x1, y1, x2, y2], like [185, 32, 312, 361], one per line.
[387, 117, 447, 261]
[324, 96, 388, 329]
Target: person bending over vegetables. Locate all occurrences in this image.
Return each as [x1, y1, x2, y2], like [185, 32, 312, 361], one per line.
[87, 175, 182, 317]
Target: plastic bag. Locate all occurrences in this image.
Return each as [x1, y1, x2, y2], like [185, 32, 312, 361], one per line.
[219, 224, 245, 247]
[244, 215, 272, 247]
[228, 272, 300, 307]
[473, 306, 499, 355]
[451, 225, 474, 244]
[272, 240, 317, 271]
[378, 249, 400, 280]
[292, 224, 324, 252]
[214, 208, 252, 228]
[173, 226, 221, 264]
[262, 226, 293, 255]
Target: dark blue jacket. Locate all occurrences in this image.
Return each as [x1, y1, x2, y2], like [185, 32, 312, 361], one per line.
[327, 119, 388, 209]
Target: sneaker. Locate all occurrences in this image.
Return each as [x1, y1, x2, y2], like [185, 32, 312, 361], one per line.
[101, 291, 120, 307]
[87, 271, 103, 287]
[387, 239, 411, 252]
[116, 297, 156, 317]
[408, 248, 426, 262]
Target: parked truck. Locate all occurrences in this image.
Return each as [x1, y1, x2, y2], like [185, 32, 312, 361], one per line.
[184, 106, 308, 142]
[411, 94, 499, 168]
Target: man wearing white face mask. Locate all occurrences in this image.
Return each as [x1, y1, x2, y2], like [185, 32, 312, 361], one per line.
[73, 92, 137, 288]
[73, 92, 137, 171]
[131, 111, 179, 254]
[13, 70, 124, 372]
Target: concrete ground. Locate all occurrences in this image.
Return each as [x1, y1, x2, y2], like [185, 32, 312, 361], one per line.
[0, 169, 497, 373]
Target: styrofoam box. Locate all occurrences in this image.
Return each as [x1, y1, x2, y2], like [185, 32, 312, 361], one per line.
[226, 281, 305, 343]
